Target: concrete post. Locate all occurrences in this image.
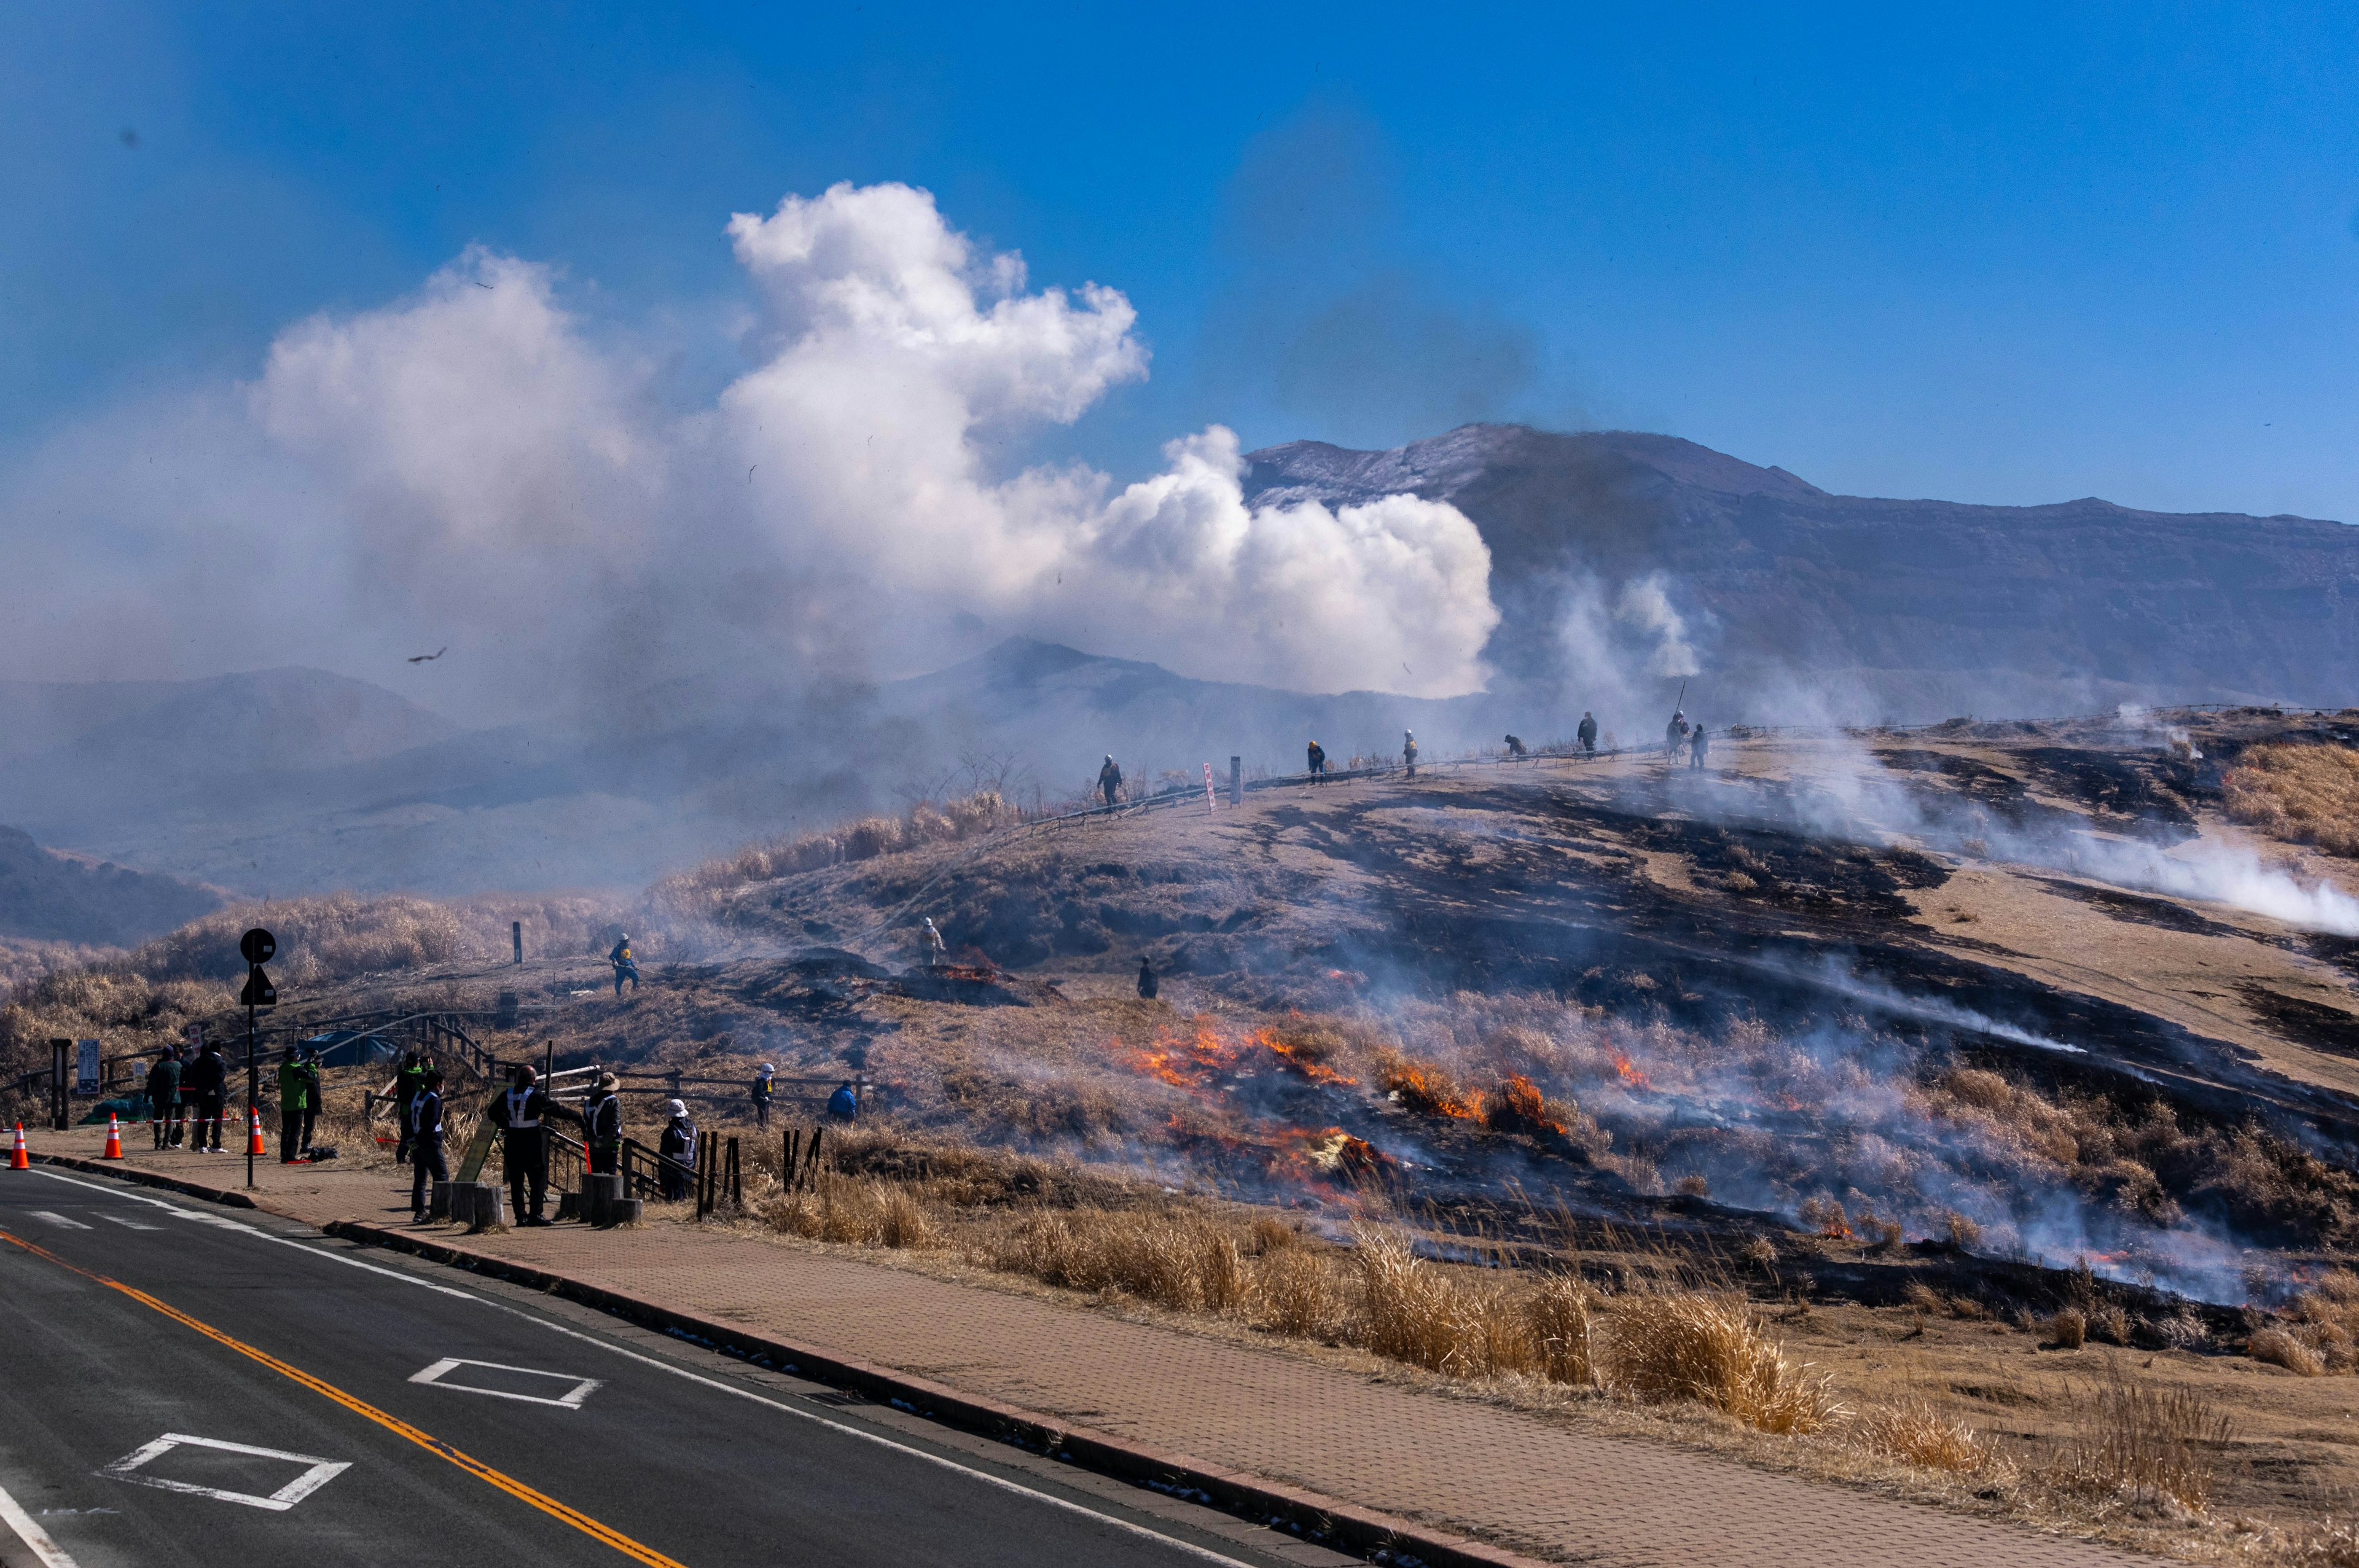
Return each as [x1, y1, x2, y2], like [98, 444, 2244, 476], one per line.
[1229, 756, 1242, 806]
[512, 921, 523, 964]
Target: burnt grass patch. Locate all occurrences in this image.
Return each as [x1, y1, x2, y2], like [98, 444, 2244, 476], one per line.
[2016, 747, 2201, 840]
[2236, 983, 2359, 1061]
[2028, 876, 2247, 938]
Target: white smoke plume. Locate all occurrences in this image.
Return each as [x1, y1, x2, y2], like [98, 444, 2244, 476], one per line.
[2, 182, 1500, 716]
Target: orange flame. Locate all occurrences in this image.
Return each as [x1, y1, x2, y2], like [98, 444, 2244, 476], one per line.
[1380, 1059, 1478, 1119]
[1253, 1026, 1359, 1086]
[1483, 1074, 1570, 1139]
[1611, 1051, 1652, 1091]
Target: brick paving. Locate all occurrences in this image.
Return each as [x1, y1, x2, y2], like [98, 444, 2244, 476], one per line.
[23, 1128, 2144, 1566]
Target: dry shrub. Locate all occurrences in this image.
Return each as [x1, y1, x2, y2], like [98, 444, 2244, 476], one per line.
[652, 791, 1018, 916]
[1605, 1291, 1842, 1433]
[1355, 1228, 1491, 1373]
[1942, 1210, 1982, 1250]
[1855, 1399, 1997, 1473]
[2046, 1308, 2088, 1349]
[1255, 1247, 1344, 1339]
[1248, 1215, 1301, 1254]
[991, 1209, 1246, 1316]
[2250, 1327, 2328, 1377]
[2045, 1375, 2232, 1510]
[2224, 744, 2359, 857]
[760, 1174, 937, 1249]
[1375, 1052, 1477, 1119]
[1525, 1274, 1595, 1386]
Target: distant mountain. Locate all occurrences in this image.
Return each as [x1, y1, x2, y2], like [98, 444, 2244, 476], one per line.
[1245, 425, 2359, 717]
[880, 638, 1484, 795]
[0, 825, 221, 946]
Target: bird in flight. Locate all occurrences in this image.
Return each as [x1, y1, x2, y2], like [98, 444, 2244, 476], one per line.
[407, 647, 447, 664]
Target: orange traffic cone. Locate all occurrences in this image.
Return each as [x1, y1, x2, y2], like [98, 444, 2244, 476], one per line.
[9, 1124, 26, 1170]
[102, 1114, 123, 1160]
[246, 1106, 267, 1157]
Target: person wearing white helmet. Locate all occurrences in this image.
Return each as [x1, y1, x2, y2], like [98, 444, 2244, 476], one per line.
[920, 916, 946, 969]
[750, 1062, 775, 1128]
[657, 1097, 695, 1202]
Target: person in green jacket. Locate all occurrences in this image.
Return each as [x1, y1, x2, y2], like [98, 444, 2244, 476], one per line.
[277, 1050, 312, 1164]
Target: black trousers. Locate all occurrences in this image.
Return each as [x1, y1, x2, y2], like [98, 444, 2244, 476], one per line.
[411, 1139, 447, 1215]
[589, 1142, 619, 1176]
[393, 1097, 413, 1161]
[280, 1106, 303, 1161]
[192, 1094, 224, 1150]
[752, 1098, 769, 1129]
[503, 1130, 547, 1219]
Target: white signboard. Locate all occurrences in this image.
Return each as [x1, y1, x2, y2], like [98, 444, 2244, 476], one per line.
[74, 1039, 101, 1095]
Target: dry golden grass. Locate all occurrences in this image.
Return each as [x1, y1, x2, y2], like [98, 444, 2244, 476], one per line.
[1853, 1399, 1998, 1473]
[2043, 1373, 2232, 1511]
[757, 1172, 941, 1249]
[2251, 1327, 2328, 1377]
[2226, 744, 2359, 857]
[1603, 1290, 1844, 1434]
[652, 791, 1019, 917]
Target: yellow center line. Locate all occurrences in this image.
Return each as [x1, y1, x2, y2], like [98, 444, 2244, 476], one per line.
[0, 1226, 686, 1568]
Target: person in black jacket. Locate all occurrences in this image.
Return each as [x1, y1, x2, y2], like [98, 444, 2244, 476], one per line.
[657, 1099, 695, 1201]
[1576, 712, 1598, 755]
[184, 1043, 228, 1152]
[1136, 956, 1158, 1000]
[484, 1065, 583, 1227]
[1306, 739, 1326, 783]
[146, 1050, 182, 1150]
[582, 1072, 623, 1176]
[409, 1068, 447, 1220]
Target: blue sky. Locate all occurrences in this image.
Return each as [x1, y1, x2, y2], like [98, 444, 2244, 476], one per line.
[7, 1, 2359, 521]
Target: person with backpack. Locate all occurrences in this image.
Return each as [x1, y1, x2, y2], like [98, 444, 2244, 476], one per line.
[146, 1050, 182, 1151]
[657, 1099, 696, 1202]
[391, 1050, 428, 1162]
[609, 935, 640, 996]
[750, 1064, 775, 1130]
[409, 1068, 447, 1220]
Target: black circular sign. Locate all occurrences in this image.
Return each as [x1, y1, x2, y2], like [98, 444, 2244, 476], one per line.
[239, 927, 276, 965]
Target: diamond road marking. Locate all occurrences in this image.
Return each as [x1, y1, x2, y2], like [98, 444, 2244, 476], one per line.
[409, 1357, 603, 1409]
[28, 1212, 91, 1230]
[98, 1433, 350, 1511]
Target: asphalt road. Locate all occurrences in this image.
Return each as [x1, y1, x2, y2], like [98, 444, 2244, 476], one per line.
[0, 1169, 1323, 1568]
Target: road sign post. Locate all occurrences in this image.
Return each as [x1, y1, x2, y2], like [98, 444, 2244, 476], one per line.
[240, 928, 276, 1189]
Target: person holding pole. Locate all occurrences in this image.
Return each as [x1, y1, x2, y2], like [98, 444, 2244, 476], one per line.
[483, 1064, 579, 1227]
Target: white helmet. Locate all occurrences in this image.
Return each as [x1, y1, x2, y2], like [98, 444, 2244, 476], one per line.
[666, 1098, 687, 1118]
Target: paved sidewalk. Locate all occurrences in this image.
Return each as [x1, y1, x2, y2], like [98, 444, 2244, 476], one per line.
[21, 1129, 2143, 1567]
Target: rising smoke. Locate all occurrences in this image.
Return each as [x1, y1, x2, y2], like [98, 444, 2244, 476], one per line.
[2, 182, 1501, 722]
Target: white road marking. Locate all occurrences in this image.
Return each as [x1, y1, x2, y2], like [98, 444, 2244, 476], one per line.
[0, 1477, 80, 1567]
[97, 1214, 160, 1231]
[29, 1168, 1261, 1567]
[409, 1357, 600, 1409]
[98, 1433, 350, 1512]
[28, 1212, 90, 1230]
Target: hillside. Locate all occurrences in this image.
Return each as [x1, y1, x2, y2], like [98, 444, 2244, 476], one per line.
[0, 824, 220, 946]
[1245, 425, 2359, 717]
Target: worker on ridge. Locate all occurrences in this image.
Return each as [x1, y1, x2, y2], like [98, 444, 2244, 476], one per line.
[920, 917, 947, 969]
[1576, 712, 1598, 755]
[1306, 739, 1327, 784]
[1690, 722, 1710, 771]
[1136, 956, 1159, 1000]
[1098, 754, 1123, 808]
[409, 1067, 446, 1221]
[609, 934, 640, 996]
[751, 1063, 775, 1129]
[485, 1064, 582, 1227]
[658, 1099, 695, 1201]
[146, 1048, 181, 1151]
[1402, 730, 1418, 778]
[583, 1071, 624, 1178]
[1504, 734, 1529, 759]
[1664, 709, 1690, 763]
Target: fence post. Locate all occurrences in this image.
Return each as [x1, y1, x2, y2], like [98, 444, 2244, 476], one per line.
[512, 921, 523, 965]
[1230, 755, 1242, 805]
[726, 1137, 740, 1208]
